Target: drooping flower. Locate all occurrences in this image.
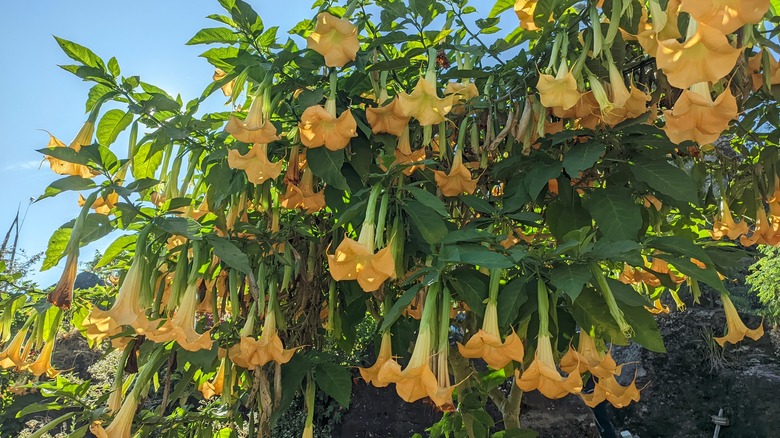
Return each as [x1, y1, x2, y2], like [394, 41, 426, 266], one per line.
[228, 143, 283, 185]
[537, 61, 581, 111]
[515, 334, 583, 399]
[711, 199, 750, 241]
[299, 103, 357, 151]
[359, 331, 396, 388]
[23, 339, 60, 378]
[749, 50, 780, 91]
[307, 12, 360, 68]
[516, 280, 582, 399]
[102, 389, 139, 438]
[78, 192, 119, 215]
[229, 294, 297, 369]
[146, 282, 213, 352]
[740, 204, 780, 246]
[366, 98, 410, 136]
[377, 284, 455, 408]
[458, 270, 524, 370]
[396, 76, 453, 126]
[43, 122, 98, 178]
[0, 318, 33, 370]
[199, 359, 227, 400]
[580, 374, 641, 408]
[714, 293, 764, 346]
[48, 250, 79, 310]
[445, 81, 479, 115]
[382, 125, 426, 176]
[514, 0, 548, 31]
[680, 0, 770, 35]
[656, 22, 741, 89]
[433, 148, 478, 197]
[82, 257, 148, 345]
[225, 95, 281, 145]
[559, 331, 620, 379]
[645, 298, 671, 314]
[663, 83, 738, 145]
[280, 166, 326, 214]
[636, 0, 683, 56]
[212, 68, 235, 97]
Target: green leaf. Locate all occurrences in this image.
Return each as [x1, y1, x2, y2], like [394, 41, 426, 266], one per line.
[460, 195, 495, 214]
[440, 244, 514, 269]
[572, 287, 627, 344]
[367, 58, 411, 71]
[448, 269, 489, 318]
[589, 239, 643, 265]
[533, 0, 557, 27]
[644, 236, 713, 265]
[53, 37, 104, 70]
[107, 57, 120, 77]
[80, 214, 113, 245]
[498, 277, 529, 328]
[655, 254, 728, 294]
[621, 304, 666, 353]
[156, 216, 202, 240]
[407, 187, 449, 217]
[380, 283, 424, 331]
[404, 200, 448, 244]
[524, 161, 562, 198]
[187, 27, 239, 45]
[585, 188, 642, 241]
[631, 160, 700, 206]
[549, 264, 592, 301]
[562, 141, 606, 176]
[315, 361, 352, 407]
[306, 148, 349, 191]
[488, 0, 515, 18]
[42, 227, 72, 271]
[608, 279, 651, 307]
[132, 142, 164, 180]
[39, 176, 96, 201]
[97, 109, 134, 147]
[205, 235, 251, 275]
[273, 354, 310, 423]
[38, 145, 90, 167]
[96, 235, 136, 268]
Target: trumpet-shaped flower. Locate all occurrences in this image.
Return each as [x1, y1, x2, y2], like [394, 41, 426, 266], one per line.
[537, 61, 581, 111]
[559, 331, 619, 379]
[229, 304, 296, 369]
[280, 167, 326, 213]
[23, 339, 60, 378]
[580, 374, 641, 408]
[396, 77, 453, 126]
[48, 251, 79, 309]
[212, 68, 235, 97]
[514, 0, 548, 31]
[43, 122, 98, 178]
[382, 125, 426, 176]
[299, 105, 357, 151]
[680, 0, 770, 34]
[433, 149, 478, 197]
[645, 298, 671, 314]
[740, 205, 780, 246]
[226, 97, 280, 145]
[359, 332, 395, 387]
[714, 293, 764, 346]
[711, 199, 750, 241]
[445, 81, 479, 115]
[515, 334, 583, 399]
[199, 359, 226, 400]
[146, 283, 213, 352]
[328, 238, 396, 292]
[0, 321, 32, 370]
[749, 50, 780, 91]
[663, 83, 738, 145]
[307, 12, 360, 68]
[366, 98, 410, 136]
[458, 300, 525, 370]
[656, 22, 741, 89]
[228, 143, 283, 184]
[82, 258, 147, 345]
[102, 391, 140, 438]
[78, 192, 119, 215]
[636, 0, 683, 56]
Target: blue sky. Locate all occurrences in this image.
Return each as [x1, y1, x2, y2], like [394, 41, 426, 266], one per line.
[0, 0, 501, 286]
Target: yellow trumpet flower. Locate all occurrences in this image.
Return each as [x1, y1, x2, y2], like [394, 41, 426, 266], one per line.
[559, 331, 620, 379]
[226, 96, 280, 145]
[299, 104, 357, 151]
[433, 148, 478, 197]
[515, 334, 583, 399]
[212, 68, 235, 97]
[680, 0, 770, 35]
[711, 199, 750, 241]
[458, 299, 525, 370]
[24, 338, 60, 378]
[307, 12, 360, 68]
[714, 293, 764, 347]
[663, 83, 738, 145]
[359, 332, 395, 388]
[581, 374, 641, 408]
[280, 167, 326, 213]
[48, 251, 79, 310]
[328, 238, 396, 293]
[656, 22, 741, 89]
[78, 192, 119, 215]
[199, 359, 226, 400]
[537, 61, 581, 111]
[366, 98, 410, 136]
[229, 301, 296, 369]
[146, 282, 213, 352]
[396, 76, 453, 126]
[636, 0, 682, 56]
[445, 81, 479, 115]
[43, 121, 98, 178]
[514, 0, 549, 31]
[0, 320, 33, 370]
[382, 125, 426, 176]
[102, 390, 139, 438]
[228, 143, 283, 185]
